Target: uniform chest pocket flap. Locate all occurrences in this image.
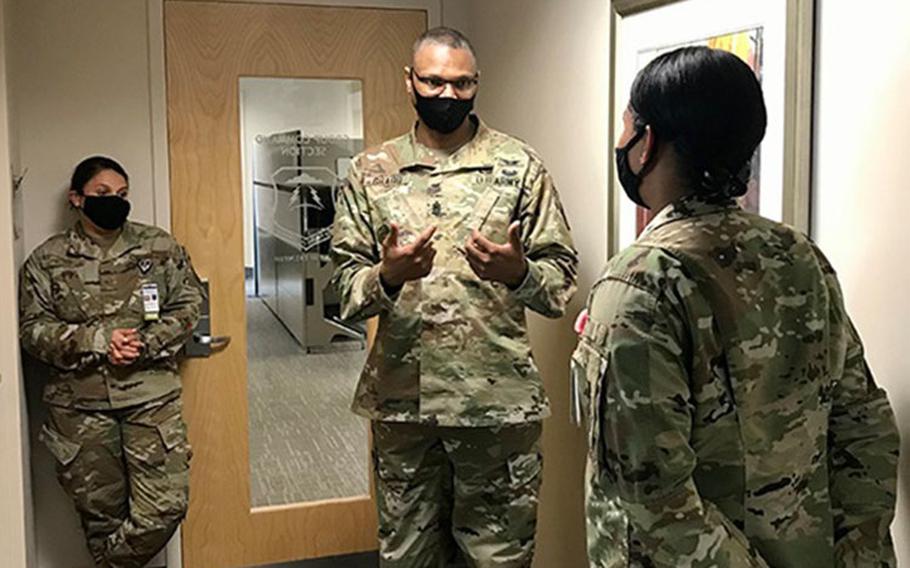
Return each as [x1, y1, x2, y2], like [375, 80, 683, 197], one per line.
[50, 270, 97, 323]
[467, 185, 521, 243]
[372, 189, 424, 241]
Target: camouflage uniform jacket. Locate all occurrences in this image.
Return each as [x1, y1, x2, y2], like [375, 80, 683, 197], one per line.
[20, 220, 203, 410]
[577, 196, 899, 567]
[331, 117, 578, 427]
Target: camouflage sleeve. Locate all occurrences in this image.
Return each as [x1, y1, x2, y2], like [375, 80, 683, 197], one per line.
[18, 254, 107, 371]
[824, 270, 899, 566]
[593, 275, 768, 567]
[510, 164, 578, 318]
[139, 244, 204, 362]
[330, 163, 398, 323]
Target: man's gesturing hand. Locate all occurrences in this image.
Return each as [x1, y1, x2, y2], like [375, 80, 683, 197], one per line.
[465, 221, 528, 288]
[379, 223, 438, 290]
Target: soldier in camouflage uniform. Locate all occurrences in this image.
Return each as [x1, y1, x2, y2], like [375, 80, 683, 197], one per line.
[19, 156, 203, 568]
[331, 28, 577, 567]
[576, 47, 899, 567]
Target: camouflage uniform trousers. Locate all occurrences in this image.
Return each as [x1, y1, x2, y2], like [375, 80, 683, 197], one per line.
[40, 391, 191, 568]
[372, 420, 543, 568]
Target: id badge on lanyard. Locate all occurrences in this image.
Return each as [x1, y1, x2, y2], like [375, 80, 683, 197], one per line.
[141, 283, 160, 321]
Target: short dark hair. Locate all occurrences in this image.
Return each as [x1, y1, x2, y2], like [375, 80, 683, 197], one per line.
[413, 26, 477, 63]
[629, 46, 767, 199]
[70, 156, 129, 195]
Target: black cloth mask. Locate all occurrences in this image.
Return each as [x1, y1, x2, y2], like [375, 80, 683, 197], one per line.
[413, 89, 475, 134]
[82, 195, 131, 231]
[615, 127, 650, 209]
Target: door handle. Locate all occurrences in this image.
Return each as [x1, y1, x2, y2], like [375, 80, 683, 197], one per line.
[194, 333, 232, 351]
[183, 278, 231, 358]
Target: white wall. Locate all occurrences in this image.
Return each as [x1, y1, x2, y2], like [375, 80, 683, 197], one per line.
[442, 1, 611, 566]
[0, 0, 31, 564]
[812, 0, 910, 563]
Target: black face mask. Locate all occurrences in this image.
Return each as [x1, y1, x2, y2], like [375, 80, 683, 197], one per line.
[81, 195, 131, 231]
[615, 127, 649, 209]
[413, 88, 475, 134]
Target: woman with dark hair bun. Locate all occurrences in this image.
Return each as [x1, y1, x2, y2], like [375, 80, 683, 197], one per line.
[19, 156, 204, 567]
[619, 46, 768, 205]
[575, 47, 898, 567]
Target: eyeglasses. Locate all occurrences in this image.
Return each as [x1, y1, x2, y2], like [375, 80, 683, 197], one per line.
[410, 69, 479, 96]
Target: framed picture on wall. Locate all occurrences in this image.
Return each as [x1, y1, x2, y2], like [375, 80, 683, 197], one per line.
[608, 0, 815, 254]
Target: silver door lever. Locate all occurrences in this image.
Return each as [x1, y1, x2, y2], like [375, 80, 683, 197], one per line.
[194, 334, 231, 349]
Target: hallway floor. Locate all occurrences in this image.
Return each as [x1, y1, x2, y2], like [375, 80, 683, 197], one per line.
[247, 296, 370, 507]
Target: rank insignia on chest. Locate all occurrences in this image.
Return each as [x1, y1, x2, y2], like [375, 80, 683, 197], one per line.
[138, 258, 153, 274]
[431, 201, 444, 217]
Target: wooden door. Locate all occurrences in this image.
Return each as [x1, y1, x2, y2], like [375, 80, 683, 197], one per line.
[164, 2, 425, 566]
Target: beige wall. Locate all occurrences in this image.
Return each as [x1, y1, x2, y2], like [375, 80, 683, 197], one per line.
[442, 1, 611, 566]
[812, 1, 910, 563]
[7, 0, 161, 566]
[0, 0, 30, 563]
[10, 0, 159, 258]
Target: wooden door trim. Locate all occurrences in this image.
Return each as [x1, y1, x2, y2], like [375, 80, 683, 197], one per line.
[251, 494, 371, 515]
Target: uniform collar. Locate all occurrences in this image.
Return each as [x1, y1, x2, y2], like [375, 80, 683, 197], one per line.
[640, 194, 739, 237]
[398, 114, 495, 173]
[67, 220, 143, 260]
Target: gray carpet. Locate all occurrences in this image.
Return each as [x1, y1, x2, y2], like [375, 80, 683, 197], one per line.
[247, 297, 371, 507]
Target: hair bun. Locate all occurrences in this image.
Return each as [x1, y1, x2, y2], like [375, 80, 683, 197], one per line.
[699, 162, 750, 200]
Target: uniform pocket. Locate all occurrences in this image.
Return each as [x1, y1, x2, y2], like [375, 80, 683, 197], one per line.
[505, 448, 543, 538]
[40, 423, 82, 467]
[372, 190, 424, 244]
[126, 396, 190, 469]
[507, 451, 542, 489]
[157, 412, 187, 452]
[371, 445, 413, 518]
[570, 345, 591, 426]
[469, 185, 521, 244]
[157, 411, 192, 475]
[573, 340, 610, 468]
[50, 270, 94, 323]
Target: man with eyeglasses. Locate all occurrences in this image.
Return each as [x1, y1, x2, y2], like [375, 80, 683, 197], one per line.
[331, 26, 578, 568]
